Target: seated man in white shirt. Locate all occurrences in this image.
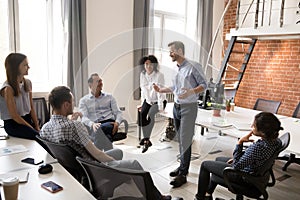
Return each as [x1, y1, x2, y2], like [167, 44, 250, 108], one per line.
[40, 86, 172, 200]
[79, 73, 126, 150]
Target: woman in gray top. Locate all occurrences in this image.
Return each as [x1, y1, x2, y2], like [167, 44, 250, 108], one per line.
[0, 53, 40, 140]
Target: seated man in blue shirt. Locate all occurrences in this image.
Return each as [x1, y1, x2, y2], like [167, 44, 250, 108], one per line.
[79, 73, 126, 150]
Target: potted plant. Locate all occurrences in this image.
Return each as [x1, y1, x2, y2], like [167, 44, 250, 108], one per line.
[212, 103, 224, 117]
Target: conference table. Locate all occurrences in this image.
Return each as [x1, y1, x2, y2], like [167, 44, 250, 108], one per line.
[0, 126, 96, 200]
[163, 102, 299, 155]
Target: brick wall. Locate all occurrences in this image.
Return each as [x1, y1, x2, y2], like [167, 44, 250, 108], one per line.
[223, 0, 300, 116]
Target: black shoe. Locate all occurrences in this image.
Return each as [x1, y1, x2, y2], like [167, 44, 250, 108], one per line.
[205, 196, 213, 200]
[142, 140, 152, 153]
[170, 175, 187, 188]
[173, 197, 184, 200]
[194, 195, 213, 200]
[161, 195, 172, 200]
[169, 168, 180, 177]
[139, 138, 146, 146]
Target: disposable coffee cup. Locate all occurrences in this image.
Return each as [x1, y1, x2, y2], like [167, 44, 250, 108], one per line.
[3, 177, 19, 200]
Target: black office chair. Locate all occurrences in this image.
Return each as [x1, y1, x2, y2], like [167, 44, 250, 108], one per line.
[211, 132, 290, 200]
[292, 102, 300, 118]
[36, 136, 90, 190]
[32, 97, 50, 128]
[253, 98, 281, 114]
[76, 157, 158, 200]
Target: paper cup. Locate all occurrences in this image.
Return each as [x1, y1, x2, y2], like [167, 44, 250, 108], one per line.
[3, 177, 19, 200]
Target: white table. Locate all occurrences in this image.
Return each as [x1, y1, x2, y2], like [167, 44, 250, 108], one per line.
[1, 163, 95, 200]
[163, 103, 297, 154]
[0, 135, 96, 199]
[0, 137, 56, 173]
[277, 117, 300, 154]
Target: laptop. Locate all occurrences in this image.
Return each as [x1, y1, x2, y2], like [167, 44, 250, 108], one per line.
[232, 122, 252, 131]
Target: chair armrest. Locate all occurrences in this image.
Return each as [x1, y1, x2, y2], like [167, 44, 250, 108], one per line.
[120, 119, 128, 133]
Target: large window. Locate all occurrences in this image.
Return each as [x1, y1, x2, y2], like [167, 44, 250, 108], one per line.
[152, 0, 198, 85]
[0, 0, 65, 92]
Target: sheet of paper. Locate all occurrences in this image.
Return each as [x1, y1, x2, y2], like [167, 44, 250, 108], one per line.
[0, 171, 29, 184]
[0, 145, 28, 157]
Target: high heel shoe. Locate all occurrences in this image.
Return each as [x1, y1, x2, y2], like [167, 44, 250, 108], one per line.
[142, 139, 152, 153]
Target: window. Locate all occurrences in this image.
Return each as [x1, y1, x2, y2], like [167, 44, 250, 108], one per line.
[0, 0, 65, 92]
[152, 0, 198, 85]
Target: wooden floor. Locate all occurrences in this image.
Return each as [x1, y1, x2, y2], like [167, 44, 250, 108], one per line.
[114, 118, 300, 200]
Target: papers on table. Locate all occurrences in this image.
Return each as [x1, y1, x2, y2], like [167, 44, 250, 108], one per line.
[0, 145, 28, 157]
[212, 122, 232, 128]
[0, 171, 29, 185]
[232, 122, 252, 131]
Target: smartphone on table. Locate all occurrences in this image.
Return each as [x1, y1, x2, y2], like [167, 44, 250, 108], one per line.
[41, 181, 63, 193]
[21, 157, 43, 165]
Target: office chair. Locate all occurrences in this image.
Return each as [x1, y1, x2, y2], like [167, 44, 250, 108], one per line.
[292, 102, 300, 119]
[253, 98, 281, 114]
[211, 132, 290, 200]
[76, 157, 158, 200]
[36, 136, 90, 190]
[32, 97, 50, 128]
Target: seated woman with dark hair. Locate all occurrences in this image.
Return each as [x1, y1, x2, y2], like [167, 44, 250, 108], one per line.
[194, 112, 283, 200]
[0, 53, 40, 139]
[138, 55, 166, 153]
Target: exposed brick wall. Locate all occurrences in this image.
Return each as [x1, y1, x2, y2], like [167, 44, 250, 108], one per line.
[223, 0, 300, 117]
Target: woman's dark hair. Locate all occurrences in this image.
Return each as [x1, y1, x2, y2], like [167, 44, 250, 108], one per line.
[254, 112, 283, 140]
[4, 53, 29, 96]
[139, 55, 159, 74]
[48, 86, 72, 110]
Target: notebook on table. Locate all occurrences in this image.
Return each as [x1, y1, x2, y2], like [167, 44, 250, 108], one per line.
[232, 122, 252, 131]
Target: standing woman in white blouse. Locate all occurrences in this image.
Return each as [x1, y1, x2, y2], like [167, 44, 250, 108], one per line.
[138, 55, 166, 153]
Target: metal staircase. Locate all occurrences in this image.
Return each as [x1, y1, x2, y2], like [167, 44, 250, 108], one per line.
[216, 36, 257, 100]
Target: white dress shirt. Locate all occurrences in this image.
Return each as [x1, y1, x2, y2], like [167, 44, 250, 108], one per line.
[140, 71, 166, 110]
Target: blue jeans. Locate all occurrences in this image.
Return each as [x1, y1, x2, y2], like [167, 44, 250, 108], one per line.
[4, 114, 52, 155]
[4, 114, 39, 139]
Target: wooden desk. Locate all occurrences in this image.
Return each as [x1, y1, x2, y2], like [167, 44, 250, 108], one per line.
[0, 135, 96, 199]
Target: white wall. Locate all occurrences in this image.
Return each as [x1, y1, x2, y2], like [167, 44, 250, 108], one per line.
[86, 0, 139, 123]
[212, 0, 225, 81]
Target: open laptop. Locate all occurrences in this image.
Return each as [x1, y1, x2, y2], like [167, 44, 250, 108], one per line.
[232, 122, 252, 131]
